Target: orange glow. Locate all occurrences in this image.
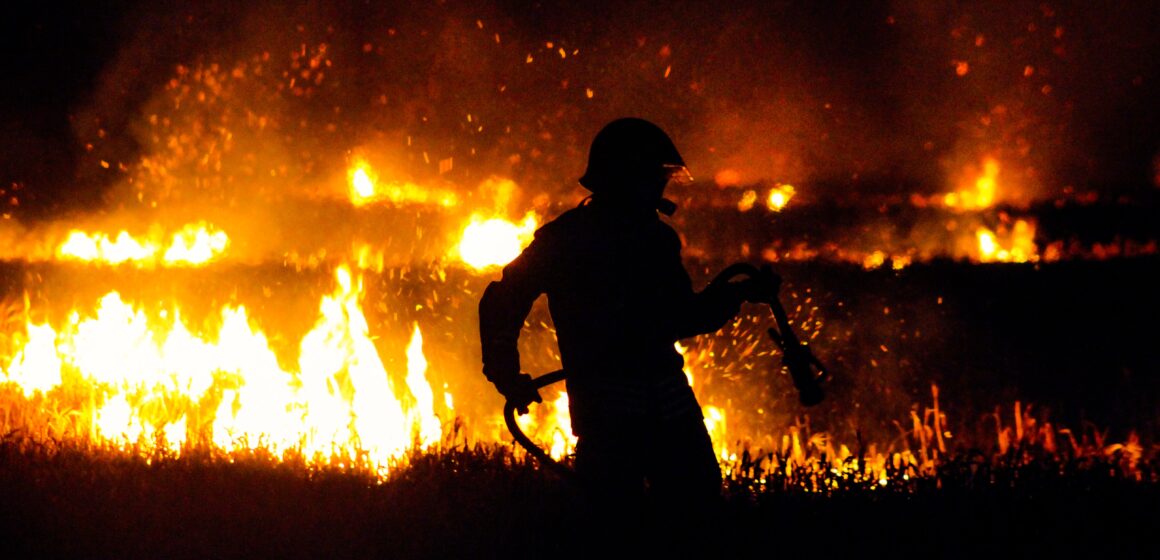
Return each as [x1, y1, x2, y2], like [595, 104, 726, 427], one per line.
[737, 190, 758, 212]
[863, 251, 887, 270]
[547, 392, 574, 460]
[676, 341, 732, 462]
[766, 184, 796, 211]
[1, 266, 443, 475]
[347, 158, 458, 208]
[349, 159, 379, 205]
[164, 222, 231, 264]
[714, 168, 742, 187]
[3, 32, 1146, 493]
[975, 219, 1039, 263]
[351, 167, 376, 199]
[943, 158, 1000, 210]
[456, 212, 538, 270]
[56, 222, 229, 267]
[702, 405, 732, 462]
[513, 390, 576, 461]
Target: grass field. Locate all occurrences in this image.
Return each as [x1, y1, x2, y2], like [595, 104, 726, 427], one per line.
[0, 430, 1155, 559]
[2, 258, 1157, 558]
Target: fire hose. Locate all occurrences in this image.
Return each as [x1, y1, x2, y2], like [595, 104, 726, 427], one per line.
[503, 262, 829, 474]
[713, 262, 829, 406]
[502, 369, 573, 479]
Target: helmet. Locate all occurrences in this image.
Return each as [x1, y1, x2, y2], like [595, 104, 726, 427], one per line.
[579, 118, 690, 193]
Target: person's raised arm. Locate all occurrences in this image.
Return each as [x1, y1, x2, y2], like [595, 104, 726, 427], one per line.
[669, 233, 777, 339]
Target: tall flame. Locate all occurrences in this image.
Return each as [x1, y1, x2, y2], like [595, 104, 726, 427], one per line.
[1, 265, 441, 475]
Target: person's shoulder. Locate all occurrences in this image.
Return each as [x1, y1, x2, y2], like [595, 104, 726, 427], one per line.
[534, 203, 594, 240]
[652, 216, 682, 248]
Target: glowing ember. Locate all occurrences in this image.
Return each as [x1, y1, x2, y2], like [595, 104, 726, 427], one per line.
[737, 190, 758, 212]
[766, 184, 796, 211]
[56, 222, 229, 267]
[863, 251, 887, 270]
[457, 212, 538, 270]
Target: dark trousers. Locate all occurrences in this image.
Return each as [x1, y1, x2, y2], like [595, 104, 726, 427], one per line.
[571, 411, 722, 551]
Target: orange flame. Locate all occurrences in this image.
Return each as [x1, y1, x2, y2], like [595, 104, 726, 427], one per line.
[766, 184, 796, 211]
[56, 222, 229, 267]
[2, 265, 442, 476]
[975, 219, 1038, 263]
[347, 158, 457, 208]
[456, 212, 538, 270]
[513, 390, 576, 461]
[944, 157, 1000, 210]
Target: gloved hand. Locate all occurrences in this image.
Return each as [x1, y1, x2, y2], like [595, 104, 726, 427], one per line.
[736, 264, 781, 304]
[493, 373, 543, 415]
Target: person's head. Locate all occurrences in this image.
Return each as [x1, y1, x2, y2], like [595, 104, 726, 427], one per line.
[579, 118, 691, 212]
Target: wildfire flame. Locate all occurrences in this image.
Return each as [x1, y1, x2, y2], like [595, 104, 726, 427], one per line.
[456, 212, 538, 270]
[347, 158, 458, 208]
[975, 219, 1038, 263]
[0, 18, 1149, 497]
[56, 222, 229, 267]
[945, 157, 1000, 210]
[766, 184, 796, 211]
[736, 184, 794, 212]
[737, 190, 758, 212]
[2, 265, 443, 475]
[676, 341, 733, 462]
[351, 167, 376, 200]
[513, 389, 576, 461]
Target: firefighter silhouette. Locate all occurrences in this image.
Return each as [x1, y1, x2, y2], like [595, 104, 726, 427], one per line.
[479, 118, 771, 525]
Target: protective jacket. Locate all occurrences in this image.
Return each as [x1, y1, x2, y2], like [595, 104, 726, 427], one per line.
[479, 196, 740, 437]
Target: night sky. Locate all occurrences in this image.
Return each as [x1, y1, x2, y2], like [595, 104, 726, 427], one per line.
[2, 1, 1158, 216]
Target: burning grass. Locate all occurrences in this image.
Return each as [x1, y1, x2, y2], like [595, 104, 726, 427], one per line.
[0, 231, 1156, 556]
[1, 257, 1157, 479]
[0, 413, 1154, 559]
[3, 4, 1158, 555]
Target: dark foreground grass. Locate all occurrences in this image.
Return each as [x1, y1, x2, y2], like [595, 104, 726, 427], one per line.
[1, 438, 1156, 559]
